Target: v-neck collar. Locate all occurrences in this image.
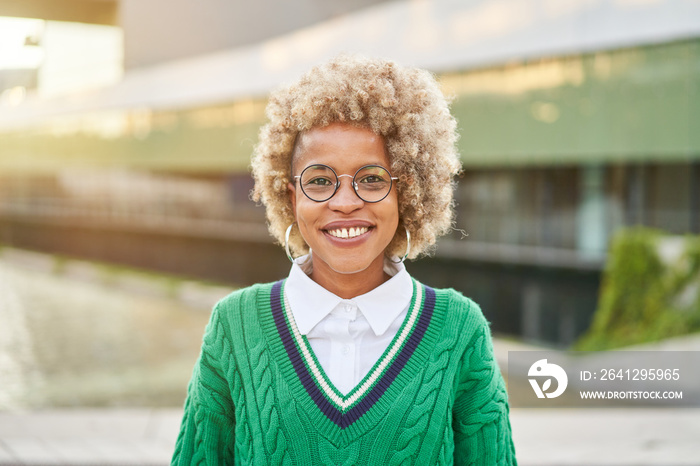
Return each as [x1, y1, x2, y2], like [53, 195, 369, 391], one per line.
[264, 278, 437, 435]
[285, 258, 413, 336]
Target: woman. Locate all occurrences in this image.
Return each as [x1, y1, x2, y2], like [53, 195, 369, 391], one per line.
[172, 55, 516, 465]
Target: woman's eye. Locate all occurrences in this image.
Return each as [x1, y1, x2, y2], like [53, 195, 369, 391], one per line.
[359, 175, 384, 184]
[306, 177, 333, 186]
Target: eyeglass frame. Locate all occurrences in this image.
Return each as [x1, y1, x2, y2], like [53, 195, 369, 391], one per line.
[293, 163, 399, 203]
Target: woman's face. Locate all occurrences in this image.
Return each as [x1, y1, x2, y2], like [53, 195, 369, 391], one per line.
[288, 122, 399, 277]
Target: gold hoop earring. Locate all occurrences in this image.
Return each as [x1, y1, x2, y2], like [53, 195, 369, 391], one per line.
[284, 223, 295, 262]
[390, 226, 411, 263]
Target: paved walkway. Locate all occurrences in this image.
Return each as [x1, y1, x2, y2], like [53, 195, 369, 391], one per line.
[0, 407, 698, 465]
[0, 409, 180, 465]
[1, 247, 698, 464]
[511, 408, 700, 465]
[2, 335, 699, 465]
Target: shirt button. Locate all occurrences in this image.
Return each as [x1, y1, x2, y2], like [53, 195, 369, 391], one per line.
[342, 345, 350, 355]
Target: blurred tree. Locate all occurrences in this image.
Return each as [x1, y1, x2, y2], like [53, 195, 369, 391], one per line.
[576, 227, 700, 350]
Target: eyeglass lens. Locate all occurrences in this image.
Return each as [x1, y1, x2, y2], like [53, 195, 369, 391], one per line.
[299, 164, 393, 202]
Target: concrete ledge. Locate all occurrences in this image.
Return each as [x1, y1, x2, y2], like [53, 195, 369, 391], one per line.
[1, 407, 699, 465]
[510, 408, 700, 466]
[0, 409, 181, 465]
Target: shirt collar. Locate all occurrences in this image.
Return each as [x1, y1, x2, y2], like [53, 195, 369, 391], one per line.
[285, 254, 413, 337]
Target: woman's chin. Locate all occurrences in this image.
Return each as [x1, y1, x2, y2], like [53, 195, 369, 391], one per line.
[329, 263, 372, 275]
[313, 254, 381, 277]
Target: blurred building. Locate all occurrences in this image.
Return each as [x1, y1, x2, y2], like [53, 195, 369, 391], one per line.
[1, 0, 699, 346]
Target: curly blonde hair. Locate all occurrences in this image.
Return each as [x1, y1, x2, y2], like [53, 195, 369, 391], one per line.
[251, 54, 461, 260]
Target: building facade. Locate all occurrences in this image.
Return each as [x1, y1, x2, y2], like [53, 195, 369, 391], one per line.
[1, 0, 699, 346]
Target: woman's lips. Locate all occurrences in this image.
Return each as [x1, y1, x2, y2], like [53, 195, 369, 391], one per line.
[326, 226, 370, 239]
[321, 225, 374, 244]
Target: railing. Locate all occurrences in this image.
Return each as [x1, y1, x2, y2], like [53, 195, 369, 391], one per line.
[1, 190, 695, 270]
[0, 196, 269, 243]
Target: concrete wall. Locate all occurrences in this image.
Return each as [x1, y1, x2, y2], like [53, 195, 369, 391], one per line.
[120, 0, 394, 69]
[0, 0, 117, 25]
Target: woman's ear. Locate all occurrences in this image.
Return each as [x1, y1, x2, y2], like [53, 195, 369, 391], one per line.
[287, 182, 297, 219]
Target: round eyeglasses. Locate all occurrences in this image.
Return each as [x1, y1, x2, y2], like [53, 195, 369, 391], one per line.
[294, 164, 398, 203]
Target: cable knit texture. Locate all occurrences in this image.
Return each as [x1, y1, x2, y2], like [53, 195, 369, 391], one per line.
[172, 280, 516, 465]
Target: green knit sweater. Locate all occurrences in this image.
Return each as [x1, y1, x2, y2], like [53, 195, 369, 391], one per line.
[172, 279, 516, 465]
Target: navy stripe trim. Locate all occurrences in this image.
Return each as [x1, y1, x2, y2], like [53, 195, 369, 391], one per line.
[269, 280, 436, 429]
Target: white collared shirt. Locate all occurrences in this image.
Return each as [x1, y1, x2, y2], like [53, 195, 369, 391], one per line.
[285, 255, 413, 395]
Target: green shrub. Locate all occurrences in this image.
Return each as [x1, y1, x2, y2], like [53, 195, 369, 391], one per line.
[575, 227, 700, 350]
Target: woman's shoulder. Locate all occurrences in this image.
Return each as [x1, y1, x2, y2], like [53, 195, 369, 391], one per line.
[205, 281, 282, 330]
[420, 283, 499, 367]
[214, 281, 279, 310]
[202, 281, 281, 342]
[420, 281, 490, 331]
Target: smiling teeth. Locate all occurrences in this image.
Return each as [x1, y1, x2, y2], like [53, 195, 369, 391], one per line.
[328, 227, 369, 238]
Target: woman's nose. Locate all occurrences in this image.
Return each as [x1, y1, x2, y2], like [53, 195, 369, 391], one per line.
[328, 176, 363, 212]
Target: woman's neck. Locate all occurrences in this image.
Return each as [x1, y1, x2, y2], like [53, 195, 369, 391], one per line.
[309, 255, 389, 299]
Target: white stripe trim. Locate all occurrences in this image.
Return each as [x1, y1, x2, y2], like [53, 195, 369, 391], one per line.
[282, 282, 423, 411]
